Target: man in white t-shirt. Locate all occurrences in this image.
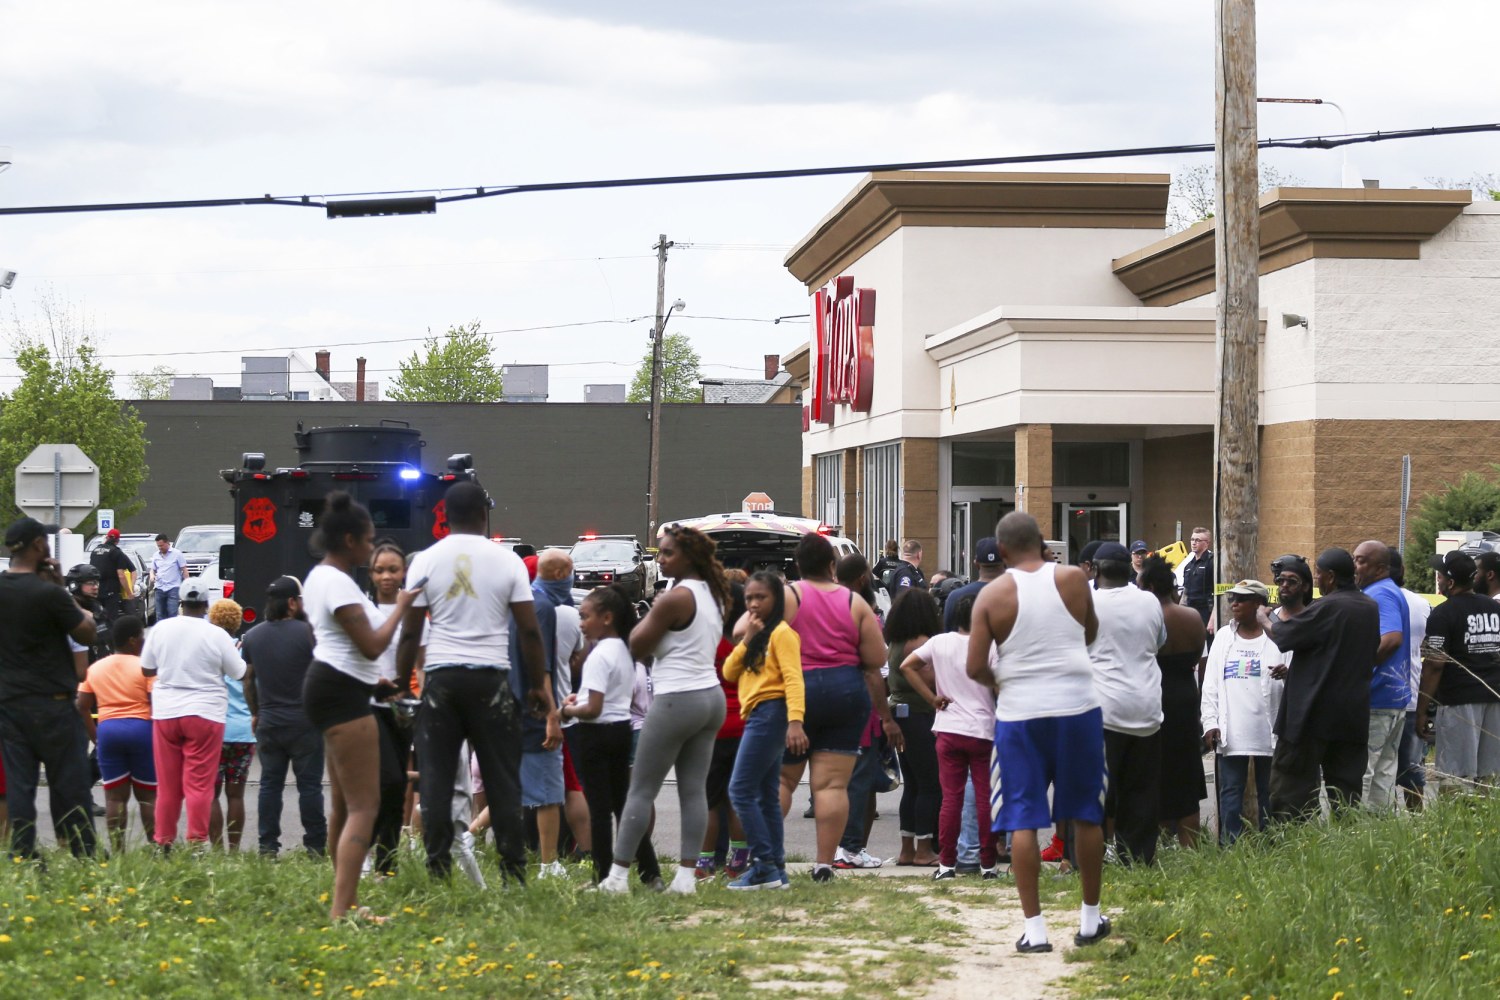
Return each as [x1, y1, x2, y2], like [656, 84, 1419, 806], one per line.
[1088, 542, 1167, 866]
[141, 578, 246, 848]
[397, 483, 558, 883]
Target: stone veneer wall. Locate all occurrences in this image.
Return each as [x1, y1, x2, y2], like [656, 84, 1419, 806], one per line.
[1140, 433, 1214, 552]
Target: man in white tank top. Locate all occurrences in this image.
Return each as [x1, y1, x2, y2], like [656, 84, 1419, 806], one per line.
[967, 512, 1110, 953]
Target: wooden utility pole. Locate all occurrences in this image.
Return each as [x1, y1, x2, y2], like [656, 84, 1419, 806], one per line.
[1214, 0, 1261, 597]
[645, 234, 671, 539]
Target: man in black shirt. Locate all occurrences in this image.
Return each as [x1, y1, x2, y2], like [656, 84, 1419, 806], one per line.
[0, 518, 99, 858]
[1418, 551, 1500, 790]
[89, 528, 134, 622]
[240, 575, 326, 856]
[1263, 547, 1380, 820]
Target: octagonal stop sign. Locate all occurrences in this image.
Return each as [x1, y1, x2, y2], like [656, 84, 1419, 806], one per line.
[14, 443, 99, 530]
[742, 491, 774, 513]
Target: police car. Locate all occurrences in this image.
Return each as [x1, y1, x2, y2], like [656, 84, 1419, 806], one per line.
[571, 534, 657, 605]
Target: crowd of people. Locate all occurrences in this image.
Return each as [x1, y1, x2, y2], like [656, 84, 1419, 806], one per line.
[1, 491, 1497, 950]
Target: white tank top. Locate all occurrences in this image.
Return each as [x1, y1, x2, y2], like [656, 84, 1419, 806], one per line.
[651, 579, 723, 695]
[994, 562, 1099, 722]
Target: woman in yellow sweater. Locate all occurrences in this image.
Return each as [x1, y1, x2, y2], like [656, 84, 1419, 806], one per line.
[722, 572, 806, 890]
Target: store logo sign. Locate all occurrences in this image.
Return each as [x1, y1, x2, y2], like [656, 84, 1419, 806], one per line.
[810, 275, 875, 424]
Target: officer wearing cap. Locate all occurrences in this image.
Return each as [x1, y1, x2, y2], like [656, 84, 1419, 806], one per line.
[90, 528, 134, 623]
[0, 517, 100, 858]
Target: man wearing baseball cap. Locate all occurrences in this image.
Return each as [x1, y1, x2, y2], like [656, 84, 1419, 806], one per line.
[1129, 540, 1150, 585]
[240, 575, 326, 857]
[1418, 551, 1500, 792]
[943, 537, 1004, 633]
[90, 527, 135, 623]
[0, 517, 100, 859]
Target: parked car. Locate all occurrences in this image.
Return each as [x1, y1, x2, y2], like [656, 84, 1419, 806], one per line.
[197, 558, 232, 610]
[571, 534, 658, 606]
[175, 524, 234, 577]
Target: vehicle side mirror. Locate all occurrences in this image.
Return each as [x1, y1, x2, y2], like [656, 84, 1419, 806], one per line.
[218, 544, 235, 581]
[642, 553, 654, 562]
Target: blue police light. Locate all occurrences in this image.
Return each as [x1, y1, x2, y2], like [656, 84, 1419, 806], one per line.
[399, 467, 422, 481]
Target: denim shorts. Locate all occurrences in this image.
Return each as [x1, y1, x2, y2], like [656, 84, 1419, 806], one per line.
[520, 747, 565, 807]
[783, 665, 871, 763]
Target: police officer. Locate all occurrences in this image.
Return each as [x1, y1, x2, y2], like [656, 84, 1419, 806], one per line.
[66, 564, 113, 661]
[1177, 527, 1215, 626]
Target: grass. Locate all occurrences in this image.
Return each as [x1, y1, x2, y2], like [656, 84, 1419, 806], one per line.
[0, 849, 969, 999]
[1066, 795, 1500, 999]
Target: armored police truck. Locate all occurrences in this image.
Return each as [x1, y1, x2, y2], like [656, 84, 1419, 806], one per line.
[219, 421, 483, 624]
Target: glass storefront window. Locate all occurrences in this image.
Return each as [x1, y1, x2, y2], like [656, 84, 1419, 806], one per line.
[862, 442, 901, 556]
[815, 453, 843, 530]
[951, 440, 1015, 488]
[1054, 442, 1130, 488]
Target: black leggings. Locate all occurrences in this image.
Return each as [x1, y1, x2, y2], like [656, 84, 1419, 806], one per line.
[896, 711, 941, 841]
[567, 722, 660, 884]
[370, 706, 410, 874]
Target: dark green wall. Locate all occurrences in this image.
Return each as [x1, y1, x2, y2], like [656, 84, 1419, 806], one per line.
[127, 401, 802, 546]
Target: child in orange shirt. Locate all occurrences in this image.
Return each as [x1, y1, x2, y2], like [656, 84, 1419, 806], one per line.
[77, 616, 156, 851]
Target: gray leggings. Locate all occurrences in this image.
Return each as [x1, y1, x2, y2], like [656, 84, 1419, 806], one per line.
[614, 685, 727, 868]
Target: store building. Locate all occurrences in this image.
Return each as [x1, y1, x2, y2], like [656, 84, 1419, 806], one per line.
[782, 170, 1494, 574]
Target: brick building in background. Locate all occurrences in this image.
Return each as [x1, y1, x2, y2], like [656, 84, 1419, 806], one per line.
[780, 170, 1492, 577]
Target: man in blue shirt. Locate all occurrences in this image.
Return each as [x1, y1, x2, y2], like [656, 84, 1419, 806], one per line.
[149, 533, 188, 620]
[1353, 540, 1412, 812]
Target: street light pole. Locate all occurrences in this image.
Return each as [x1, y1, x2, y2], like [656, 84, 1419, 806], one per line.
[645, 234, 682, 540]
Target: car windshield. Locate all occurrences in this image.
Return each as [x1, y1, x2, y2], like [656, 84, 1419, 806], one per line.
[573, 540, 636, 564]
[177, 528, 234, 553]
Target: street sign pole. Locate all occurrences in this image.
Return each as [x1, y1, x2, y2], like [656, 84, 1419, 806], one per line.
[53, 451, 62, 527]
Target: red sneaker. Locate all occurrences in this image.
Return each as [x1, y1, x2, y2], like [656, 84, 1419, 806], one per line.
[1040, 835, 1065, 863]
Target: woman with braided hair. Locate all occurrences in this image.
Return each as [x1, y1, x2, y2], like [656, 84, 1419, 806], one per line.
[598, 524, 729, 895]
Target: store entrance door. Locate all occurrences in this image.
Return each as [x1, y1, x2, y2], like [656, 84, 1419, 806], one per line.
[951, 500, 1011, 577]
[1057, 502, 1128, 565]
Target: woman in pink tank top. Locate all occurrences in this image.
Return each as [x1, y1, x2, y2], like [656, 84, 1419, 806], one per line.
[779, 534, 903, 882]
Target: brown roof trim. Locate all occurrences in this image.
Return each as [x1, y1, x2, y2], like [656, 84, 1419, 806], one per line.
[785, 171, 1172, 290]
[781, 341, 811, 384]
[1112, 187, 1472, 306]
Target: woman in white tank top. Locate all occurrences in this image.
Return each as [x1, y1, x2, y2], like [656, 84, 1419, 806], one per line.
[599, 525, 729, 895]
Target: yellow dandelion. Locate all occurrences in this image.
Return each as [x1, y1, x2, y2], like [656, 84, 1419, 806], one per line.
[1328, 967, 1340, 976]
[431, 937, 445, 945]
[0, 935, 10, 944]
[1201, 932, 1213, 939]
[22, 917, 32, 924]
[1460, 954, 1473, 961]
[158, 962, 170, 972]
[647, 961, 662, 968]
[660, 972, 673, 981]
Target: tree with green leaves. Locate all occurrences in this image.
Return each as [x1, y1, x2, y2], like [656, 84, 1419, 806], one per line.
[1407, 466, 1500, 592]
[128, 364, 176, 400]
[387, 320, 504, 403]
[627, 331, 703, 403]
[0, 295, 148, 534]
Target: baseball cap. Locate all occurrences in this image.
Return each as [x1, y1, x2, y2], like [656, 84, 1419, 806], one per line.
[1130, 539, 1150, 554]
[1094, 541, 1130, 563]
[1225, 579, 1271, 602]
[1430, 550, 1476, 583]
[106, 528, 122, 540]
[4, 517, 55, 552]
[179, 578, 212, 604]
[266, 575, 303, 598]
[974, 537, 1001, 565]
[1077, 540, 1104, 564]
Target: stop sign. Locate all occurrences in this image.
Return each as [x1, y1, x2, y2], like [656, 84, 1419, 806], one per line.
[14, 443, 99, 530]
[742, 492, 774, 512]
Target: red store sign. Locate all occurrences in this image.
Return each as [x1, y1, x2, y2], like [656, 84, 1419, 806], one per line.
[809, 275, 875, 425]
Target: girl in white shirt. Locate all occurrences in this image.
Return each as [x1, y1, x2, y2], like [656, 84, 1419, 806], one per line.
[301, 493, 417, 922]
[1201, 583, 1286, 845]
[561, 585, 662, 886]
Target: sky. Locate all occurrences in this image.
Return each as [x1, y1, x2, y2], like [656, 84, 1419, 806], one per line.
[0, 0, 1494, 401]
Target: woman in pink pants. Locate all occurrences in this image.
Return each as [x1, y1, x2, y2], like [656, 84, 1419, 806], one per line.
[141, 579, 246, 849]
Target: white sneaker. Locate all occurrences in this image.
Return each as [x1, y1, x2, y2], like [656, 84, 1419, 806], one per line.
[598, 874, 631, 894]
[834, 847, 884, 869]
[667, 869, 698, 895]
[537, 860, 568, 880]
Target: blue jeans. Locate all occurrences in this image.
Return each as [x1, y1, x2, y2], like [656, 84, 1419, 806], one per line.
[839, 738, 882, 852]
[957, 778, 979, 867]
[729, 699, 789, 873]
[155, 587, 180, 620]
[1397, 710, 1427, 794]
[1218, 754, 1272, 845]
[255, 720, 327, 855]
[0, 696, 97, 858]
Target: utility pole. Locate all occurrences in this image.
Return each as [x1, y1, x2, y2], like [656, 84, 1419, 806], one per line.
[1213, 0, 1261, 600]
[645, 234, 671, 539]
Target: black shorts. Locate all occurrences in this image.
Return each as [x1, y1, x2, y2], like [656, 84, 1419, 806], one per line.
[302, 660, 375, 732]
[706, 736, 742, 810]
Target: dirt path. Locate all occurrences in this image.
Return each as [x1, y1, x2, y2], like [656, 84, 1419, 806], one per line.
[914, 881, 1075, 1000]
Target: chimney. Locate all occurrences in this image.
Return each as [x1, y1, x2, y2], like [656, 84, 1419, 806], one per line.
[764, 354, 779, 381]
[355, 357, 367, 401]
[314, 350, 331, 382]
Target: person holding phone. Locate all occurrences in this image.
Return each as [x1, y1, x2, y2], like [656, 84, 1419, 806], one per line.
[302, 493, 418, 922]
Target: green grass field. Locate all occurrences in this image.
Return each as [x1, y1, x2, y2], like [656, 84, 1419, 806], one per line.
[0, 849, 974, 999]
[1069, 795, 1500, 999]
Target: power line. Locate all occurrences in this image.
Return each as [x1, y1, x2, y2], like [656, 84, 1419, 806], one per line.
[26, 254, 656, 280]
[1, 123, 1494, 218]
[0, 359, 769, 381]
